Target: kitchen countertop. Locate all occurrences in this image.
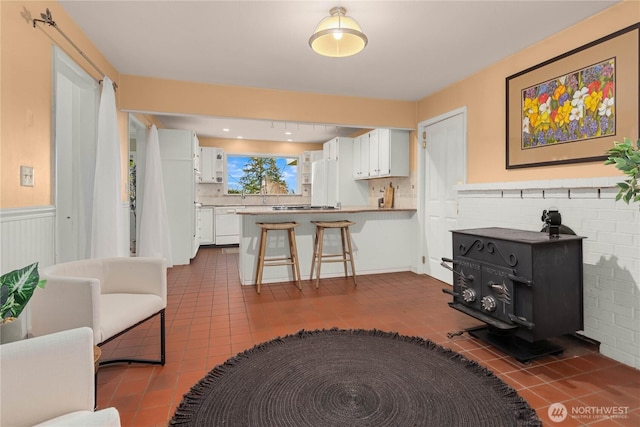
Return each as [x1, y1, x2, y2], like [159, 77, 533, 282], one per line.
[237, 206, 416, 215]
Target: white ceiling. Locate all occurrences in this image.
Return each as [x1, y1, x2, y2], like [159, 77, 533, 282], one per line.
[58, 0, 619, 142]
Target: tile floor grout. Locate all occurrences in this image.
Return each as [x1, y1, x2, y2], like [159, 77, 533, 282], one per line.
[97, 247, 640, 426]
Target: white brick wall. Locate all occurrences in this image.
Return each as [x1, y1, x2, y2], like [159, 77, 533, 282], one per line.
[456, 177, 640, 369]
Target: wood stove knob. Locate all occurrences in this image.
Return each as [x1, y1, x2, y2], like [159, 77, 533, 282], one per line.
[462, 288, 476, 303]
[481, 296, 497, 312]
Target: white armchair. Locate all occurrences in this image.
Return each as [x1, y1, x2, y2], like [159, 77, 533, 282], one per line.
[30, 257, 167, 366]
[0, 327, 121, 426]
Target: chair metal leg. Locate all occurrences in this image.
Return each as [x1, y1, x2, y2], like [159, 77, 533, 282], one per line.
[98, 308, 166, 366]
[159, 309, 166, 365]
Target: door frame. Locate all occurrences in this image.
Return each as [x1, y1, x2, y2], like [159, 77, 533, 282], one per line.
[416, 106, 467, 277]
[128, 114, 148, 254]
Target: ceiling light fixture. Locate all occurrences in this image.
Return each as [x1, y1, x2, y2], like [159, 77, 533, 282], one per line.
[309, 6, 367, 58]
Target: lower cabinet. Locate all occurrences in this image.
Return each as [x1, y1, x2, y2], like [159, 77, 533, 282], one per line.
[215, 206, 241, 245]
[198, 206, 215, 245]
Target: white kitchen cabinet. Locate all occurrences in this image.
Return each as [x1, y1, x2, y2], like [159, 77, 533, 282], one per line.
[368, 129, 381, 177]
[366, 129, 409, 178]
[198, 206, 214, 245]
[215, 206, 241, 245]
[353, 134, 370, 180]
[200, 147, 224, 183]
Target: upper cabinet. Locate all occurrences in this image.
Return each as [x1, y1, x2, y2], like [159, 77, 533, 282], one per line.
[354, 129, 409, 179]
[200, 147, 224, 183]
[352, 134, 369, 179]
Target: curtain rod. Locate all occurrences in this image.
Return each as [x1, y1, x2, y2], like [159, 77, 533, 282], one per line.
[33, 8, 117, 90]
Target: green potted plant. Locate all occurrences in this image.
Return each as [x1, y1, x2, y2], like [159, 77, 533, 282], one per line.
[605, 137, 640, 204]
[1, 262, 46, 343]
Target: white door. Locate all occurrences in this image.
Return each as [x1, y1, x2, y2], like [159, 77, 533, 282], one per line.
[422, 110, 466, 284]
[53, 48, 99, 263]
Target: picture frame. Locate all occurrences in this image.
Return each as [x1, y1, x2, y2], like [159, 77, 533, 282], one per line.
[506, 23, 639, 169]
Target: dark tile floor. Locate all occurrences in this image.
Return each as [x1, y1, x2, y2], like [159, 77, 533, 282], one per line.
[97, 247, 640, 426]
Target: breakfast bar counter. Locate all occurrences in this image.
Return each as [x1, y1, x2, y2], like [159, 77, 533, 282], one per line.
[236, 206, 418, 286]
[238, 206, 417, 215]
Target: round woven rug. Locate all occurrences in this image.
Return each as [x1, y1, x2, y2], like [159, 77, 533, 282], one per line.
[171, 329, 541, 426]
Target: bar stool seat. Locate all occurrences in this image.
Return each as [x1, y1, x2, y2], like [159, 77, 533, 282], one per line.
[255, 222, 302, 294]
[310, 220, 357, 288]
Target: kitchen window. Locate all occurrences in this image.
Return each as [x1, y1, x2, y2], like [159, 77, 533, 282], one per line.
[227, 155, 299, 194]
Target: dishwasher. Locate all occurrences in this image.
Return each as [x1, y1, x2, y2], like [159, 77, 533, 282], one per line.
[214, 206, 242, 245]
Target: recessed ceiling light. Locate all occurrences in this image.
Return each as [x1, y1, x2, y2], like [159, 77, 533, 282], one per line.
[237, 136, 243, 139]
[287, 139, 293, 142]
[222, 128, 230, 132]
[285, 131, 292, 135]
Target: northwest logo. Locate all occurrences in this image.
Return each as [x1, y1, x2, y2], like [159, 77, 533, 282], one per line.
[548, 402, 568, 423]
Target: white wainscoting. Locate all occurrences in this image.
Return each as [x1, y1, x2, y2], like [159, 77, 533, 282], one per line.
[0, 206, 56, 274]
[456, 177, 640, 369]
[1, 203, 131, 275]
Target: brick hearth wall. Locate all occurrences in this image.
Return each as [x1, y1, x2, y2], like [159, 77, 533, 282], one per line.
[456, 177, 640, 369]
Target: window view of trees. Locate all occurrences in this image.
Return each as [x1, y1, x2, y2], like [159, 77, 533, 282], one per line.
[227, 156, 298, 194]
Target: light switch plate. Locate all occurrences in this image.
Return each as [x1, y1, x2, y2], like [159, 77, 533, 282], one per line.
[20, 166, 34, 187]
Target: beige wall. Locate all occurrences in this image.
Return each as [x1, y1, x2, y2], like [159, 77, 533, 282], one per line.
[417, 2, 639, 184]
[2, 1, 637, 209]
[120, 75, 417, 131]
[1, 1, 126, 208]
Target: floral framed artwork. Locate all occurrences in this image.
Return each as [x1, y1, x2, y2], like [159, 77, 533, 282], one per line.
[506, 23, 639, 169]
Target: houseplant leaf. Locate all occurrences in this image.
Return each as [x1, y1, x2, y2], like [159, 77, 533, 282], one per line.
[605, 138, 640, 204]
[0, 262, 46, 322]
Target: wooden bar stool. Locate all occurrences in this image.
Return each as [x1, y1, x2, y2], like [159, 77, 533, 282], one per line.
[255, 222, 302, 294]
[310, 220, 357, 288]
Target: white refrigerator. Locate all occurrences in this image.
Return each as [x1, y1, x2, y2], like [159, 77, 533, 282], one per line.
[311, 158, 368, 207]
[311, 159, 338, 207]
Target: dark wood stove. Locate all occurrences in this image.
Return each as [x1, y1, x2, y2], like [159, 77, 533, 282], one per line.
[441, 227, 585, 363]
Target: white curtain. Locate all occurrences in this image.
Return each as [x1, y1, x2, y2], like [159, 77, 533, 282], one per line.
[91, 76, 126, 258]
[138, 125, 173, 267]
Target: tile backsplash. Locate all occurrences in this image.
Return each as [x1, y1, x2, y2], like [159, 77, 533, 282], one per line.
[198, 173, 418, 209]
